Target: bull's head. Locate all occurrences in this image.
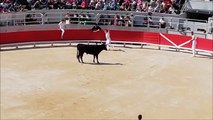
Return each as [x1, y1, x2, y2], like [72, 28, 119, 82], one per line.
[101, 43, 107, 50]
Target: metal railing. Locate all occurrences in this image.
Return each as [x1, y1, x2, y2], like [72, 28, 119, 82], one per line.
[0, 10, 211, 39]
[0, 12, 43, 26]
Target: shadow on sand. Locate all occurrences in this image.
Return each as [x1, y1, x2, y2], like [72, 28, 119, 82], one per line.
[195, 54, 213, 59]
[83, 62, 124, 66]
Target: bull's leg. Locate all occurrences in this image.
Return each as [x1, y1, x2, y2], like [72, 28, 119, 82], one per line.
[77, 57, 81, 63]
[93, 55, 95, 63]
[78, 52, 84, 63]
[96, 55, 99, 64]
[77, 54, 81, 63]
[81, 57, 84, 63]
[80, 53, 84, 63]
[77, 50, 80, 63]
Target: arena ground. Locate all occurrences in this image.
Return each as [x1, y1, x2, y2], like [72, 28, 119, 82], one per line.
[1, 45, 212, 119]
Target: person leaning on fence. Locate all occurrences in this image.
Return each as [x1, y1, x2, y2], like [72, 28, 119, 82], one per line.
[191, 31, 197, 57]
[58, 19, 66, 39]
[92, 23, 102, 32]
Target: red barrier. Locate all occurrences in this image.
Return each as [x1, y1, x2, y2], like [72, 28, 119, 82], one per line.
[111, 30, 143, 42]
[0, 29, 212, 52]
[160, 33, 191, 47]
[142, 32, 160, 44]
[197, 38, 213, 52]
[0, 29, 105, 44]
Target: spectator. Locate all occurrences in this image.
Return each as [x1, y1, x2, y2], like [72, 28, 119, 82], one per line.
[32, 0, 39, 9]
[78, 13, 90, 25]
[168, 5, 175, 14]
[47, 0, 54, 9]
[17, 0, 31, 10]
[0, 0, 11, 13]
[40, 0, 48, 9]
[71, 0, 77, 9]
[103, 1, 109, 10]
[147, 4, 153, 13]
[25, 14, 38, 25]
[154, 0, 161, 12]
[52, 0, 60, 9]
[88, 0, 95, 9]
[143, 16, 148, 26]
[32, 0, 48, 9]
[148, 12, 153, 25]
[84, 12, 91, 24]
[79, 13, 85, 24]
[113, 14, 119, 26]
[159, 2, 167, 13]
[130, 0, 137, 11]
[64, 0, 72, 9]
[80, 0, 86, 9]
[142, 13, 153, 27]
[118, 15, 125, 26]
[100, 14, 110, 25]
[109, 0, 116, 10]
[95, 0, 102, 10]
[159, 16, 166, 28]
[64, 12, 71, 24]
[124, 15, 131, 27]
[0, 0, 184, 15]
[95, 13, 101, 24]
[70, 13, 79, 24]
[141, 1, 148, 12]
[58, 0, 66, 9]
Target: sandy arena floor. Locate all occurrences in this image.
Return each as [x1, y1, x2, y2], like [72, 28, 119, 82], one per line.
[0, 45, 212, 119]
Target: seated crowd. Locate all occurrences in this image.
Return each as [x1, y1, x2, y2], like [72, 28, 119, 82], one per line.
[1, 0, 184, 14]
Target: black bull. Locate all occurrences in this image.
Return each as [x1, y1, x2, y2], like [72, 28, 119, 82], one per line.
[77, 44, 107, 63]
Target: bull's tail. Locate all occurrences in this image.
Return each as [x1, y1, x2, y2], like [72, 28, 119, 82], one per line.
[77, 49, 79, 59]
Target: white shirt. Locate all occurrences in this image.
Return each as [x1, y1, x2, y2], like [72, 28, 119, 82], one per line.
[159, 18, 165, 24]
[58, 21, 66, 29]
[192, 35, 196, 48]
[147, 6, 153, 13]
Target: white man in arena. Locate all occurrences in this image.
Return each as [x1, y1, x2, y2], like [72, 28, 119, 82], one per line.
[58, 19, 66, 39]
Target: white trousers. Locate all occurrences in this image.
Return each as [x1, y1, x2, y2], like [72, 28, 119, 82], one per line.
[60, 28, 65, 38]
[192, 40, 196, 57]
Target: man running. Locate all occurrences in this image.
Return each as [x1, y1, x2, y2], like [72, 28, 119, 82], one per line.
[58, 19, 66, 39]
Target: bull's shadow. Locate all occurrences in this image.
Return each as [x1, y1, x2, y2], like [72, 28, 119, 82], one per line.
[83, 62, 124, 66]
